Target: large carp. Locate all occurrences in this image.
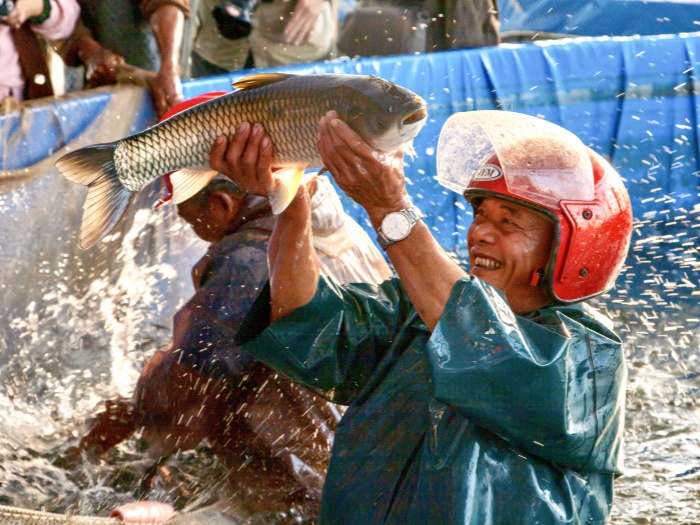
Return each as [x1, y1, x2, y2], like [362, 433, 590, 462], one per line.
[56, 73, 428, 249]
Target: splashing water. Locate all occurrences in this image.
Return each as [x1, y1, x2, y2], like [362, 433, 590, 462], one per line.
[0, 168, 698, 524]
[600, 197, 700, 524]
[0, 173, 318, 524]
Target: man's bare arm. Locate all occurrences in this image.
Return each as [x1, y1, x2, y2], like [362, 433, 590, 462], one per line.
[209, 124, 320, 323]
[268, 185, 319, 322]
[317, 113, 467, 331]
[148, 4, 185, 115]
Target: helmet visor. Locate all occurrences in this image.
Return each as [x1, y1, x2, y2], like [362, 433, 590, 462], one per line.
[436, 111, 595, 210]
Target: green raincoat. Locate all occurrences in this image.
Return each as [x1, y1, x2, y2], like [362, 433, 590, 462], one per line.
[236, 275, 626, 524]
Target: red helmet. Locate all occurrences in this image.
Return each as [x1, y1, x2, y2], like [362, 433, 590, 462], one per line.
[436, 110, 633, 304]
[154, 92, 229, 207]
[160, 91, 228, 121]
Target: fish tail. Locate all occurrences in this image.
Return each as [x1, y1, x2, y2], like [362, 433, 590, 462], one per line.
[56, 144, 134, 249]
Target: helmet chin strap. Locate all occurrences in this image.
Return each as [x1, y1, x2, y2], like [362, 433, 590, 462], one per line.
[530, 269, 544, 287]
[153, 172, 175, 209]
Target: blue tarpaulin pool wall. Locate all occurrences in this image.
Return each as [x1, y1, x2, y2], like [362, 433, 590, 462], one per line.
[499, 0, 700, 39]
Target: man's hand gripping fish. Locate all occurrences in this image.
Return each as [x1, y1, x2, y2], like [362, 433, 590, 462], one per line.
[56, 73, 428, 249]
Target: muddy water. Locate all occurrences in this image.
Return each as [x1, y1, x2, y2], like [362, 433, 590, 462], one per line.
[608, 308, 700, 524]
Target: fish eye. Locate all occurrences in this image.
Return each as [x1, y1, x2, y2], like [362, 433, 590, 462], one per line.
[372, 77, 406, 99]
[387, 85, 406, 100]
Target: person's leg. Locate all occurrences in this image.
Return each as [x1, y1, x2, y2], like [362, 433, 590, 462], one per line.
[239, 373, 339, 496]
[208, 366, 330, 518]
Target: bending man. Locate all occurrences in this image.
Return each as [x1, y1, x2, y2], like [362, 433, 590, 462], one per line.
[78, 95, 392, 523]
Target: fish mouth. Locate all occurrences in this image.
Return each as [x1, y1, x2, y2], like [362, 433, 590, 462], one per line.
[403, 108, 428, 126]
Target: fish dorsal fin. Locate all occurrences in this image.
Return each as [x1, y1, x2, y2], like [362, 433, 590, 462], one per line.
[170, 169, 219, 204]
[232, 73, 296, 92]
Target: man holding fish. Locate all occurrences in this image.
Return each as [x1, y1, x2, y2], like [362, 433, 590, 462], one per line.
[197, 109, 633, 524]
[58, 74, 632, 523]
[56, 73, 427, 250]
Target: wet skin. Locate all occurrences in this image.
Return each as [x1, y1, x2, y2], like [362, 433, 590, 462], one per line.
[467, 197, 555, 314]
[176, 190, 242, 244]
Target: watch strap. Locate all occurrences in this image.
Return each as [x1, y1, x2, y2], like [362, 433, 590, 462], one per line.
[376, 206, 425, 250]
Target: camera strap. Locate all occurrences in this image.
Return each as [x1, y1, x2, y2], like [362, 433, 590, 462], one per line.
[10, 24, 54, 100]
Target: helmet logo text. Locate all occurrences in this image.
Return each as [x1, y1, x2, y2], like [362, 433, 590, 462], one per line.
[474, 164, 503, 181]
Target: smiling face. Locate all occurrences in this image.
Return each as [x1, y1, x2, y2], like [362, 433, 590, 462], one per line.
[467, 197, 555, 314]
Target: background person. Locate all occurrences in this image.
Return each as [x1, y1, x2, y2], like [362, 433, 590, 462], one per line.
[0, 0, 80, 103]
[190, 0, 253, 76]
[54, 0, 190, 116]
[191, 0, 337, 76]
[337, 0, 500, 57]
[247, 0, 337, 68]
[206, 109, 633, 523]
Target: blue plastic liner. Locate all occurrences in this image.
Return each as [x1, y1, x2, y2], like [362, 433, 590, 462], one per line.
[499, 0, 700, 38]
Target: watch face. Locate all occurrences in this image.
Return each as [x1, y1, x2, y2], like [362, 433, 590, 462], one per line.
[382, 212, 411, 241]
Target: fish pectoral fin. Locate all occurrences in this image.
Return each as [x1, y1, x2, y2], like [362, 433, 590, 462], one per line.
[269, 167, 307, 215]
[170, 169, 219, 204]
[403, 140, 418, 160]
[232, 73, 296, 91]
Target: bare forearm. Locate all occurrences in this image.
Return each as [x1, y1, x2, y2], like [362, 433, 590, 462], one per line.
[206, 128, 319, 322]
[367, 211, 467, 331]
[316, 113, 466, 330]
[149, 4, 183, 72]
[269, 189, 319, 322]
[148, 4, 185, 114]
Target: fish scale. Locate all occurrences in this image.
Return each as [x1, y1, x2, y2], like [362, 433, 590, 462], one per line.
[56, 72, 428, 248]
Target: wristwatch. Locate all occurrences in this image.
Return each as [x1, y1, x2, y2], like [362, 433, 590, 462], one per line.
[376, 206, 426, 250]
